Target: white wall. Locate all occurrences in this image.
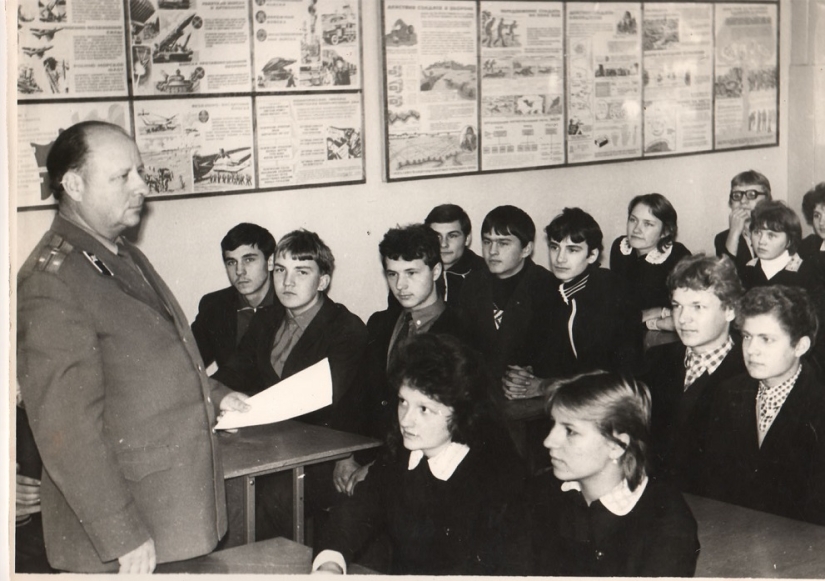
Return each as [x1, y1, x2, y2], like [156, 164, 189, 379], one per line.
[14, 0, 793, 324]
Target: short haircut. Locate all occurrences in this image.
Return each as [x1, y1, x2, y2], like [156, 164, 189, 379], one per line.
[275, 229, 335, 277]
[481, 205, 536, 248]
[545, 207, 604, 259]
[425, 204, 472, 237]
[388, 333, 497, 448]
[379, 224, 442, 269]
[546, 370, 651, 491]
[221, 223, 277, 259]
[667, 253, 744, 309]
[46, 121, 130, 201]
[801, 182, 825, 226]
[736, 285, 818, 349]
[731, 170, 772, 199]
[749, 200, 802, 255]
[627, 193, 678, 252]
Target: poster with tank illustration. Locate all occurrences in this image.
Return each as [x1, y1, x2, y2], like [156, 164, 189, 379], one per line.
[253, 0, 361, 92]
[714, 3, 778, 150]
[642, 3, 713, 156]
[133, 96, 255, 194]
[17, 102, 132, 207]
[256, 93, 364, 187]
[128, 0, 252, 95]
[383, 0, 479, 180]
[479, 2, 565, 170]
[17, 0, 128, 99]
[566, 2, 642, 164]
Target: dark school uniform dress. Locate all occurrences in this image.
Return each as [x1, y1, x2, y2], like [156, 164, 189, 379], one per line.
[316, 438, 525, 575]
[191, 284, 279, 369]
[642, 339, 746, 492]
[610, 236, 691, 311]
[798, 233, 824, 262]
[739, 254, 816, 291]
[701, 365, 825, 525]
[507, 472, 699, 577]
[535, 266, 641, 380]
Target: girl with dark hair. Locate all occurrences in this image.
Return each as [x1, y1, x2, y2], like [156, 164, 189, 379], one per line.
[799, 183, 825, 260]
[610, 193, 691, 333]
[506, 371, 699, 577]
[312, 333, 524, 575]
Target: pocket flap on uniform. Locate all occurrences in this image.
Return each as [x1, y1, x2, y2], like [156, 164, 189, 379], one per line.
[117, 445, 173, 482]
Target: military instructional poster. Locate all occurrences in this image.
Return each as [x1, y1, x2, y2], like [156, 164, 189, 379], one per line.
[383, 0, 480, 180]
[479, 1, 565, 171]
[714, 3, 779, 150]
[15, 0, 365, 209]
[381, 0, 779, 182]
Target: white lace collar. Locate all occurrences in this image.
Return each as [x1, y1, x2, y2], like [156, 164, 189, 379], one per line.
[561, 475, 649, 515]
[619, 236, 672, 265]
[408, 442, 470, 481]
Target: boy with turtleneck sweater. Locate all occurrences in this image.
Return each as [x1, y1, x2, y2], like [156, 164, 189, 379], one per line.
[501, 208, 641, 401]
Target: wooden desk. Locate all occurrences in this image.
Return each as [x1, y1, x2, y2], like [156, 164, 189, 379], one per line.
[157, 536, 377, 574]
[219, 421, 380, 545]
[685, 494, 825, 578]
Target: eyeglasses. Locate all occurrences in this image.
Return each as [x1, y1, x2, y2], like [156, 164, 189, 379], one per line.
[730, 189, 767, 202]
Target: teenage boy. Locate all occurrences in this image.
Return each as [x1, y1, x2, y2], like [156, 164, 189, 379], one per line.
[192, 223, 278, 369]
[701, 285, 825, 524]
[642, 254, 746, 492]
[342, 224, 467, 497]
[425, 203, 486, 303]
[714, 170, 772, 274]
[213, 229, 369, 541]
[503, 208, 640, 399]
[459, 205, 555, 394]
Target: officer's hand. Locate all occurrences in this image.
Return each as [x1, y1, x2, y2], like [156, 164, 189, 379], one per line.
[118, 538, 156, 574]
[16, 466, 41, 523]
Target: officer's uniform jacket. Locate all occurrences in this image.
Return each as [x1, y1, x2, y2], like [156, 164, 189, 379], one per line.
[17, 215, 230, 572]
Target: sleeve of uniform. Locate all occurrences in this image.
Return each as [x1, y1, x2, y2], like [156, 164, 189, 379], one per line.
[191, 295, 217, 368]
[17, 272, 151, 562]
[328, 313, 369, 408]
[211, 315, 267, 393]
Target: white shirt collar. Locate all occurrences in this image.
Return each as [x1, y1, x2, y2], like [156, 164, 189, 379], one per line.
[759, 250, 791, 279]
[619, 236, 673, 264]
[561, 476, 649, 516]
[407, 442, 470, 481]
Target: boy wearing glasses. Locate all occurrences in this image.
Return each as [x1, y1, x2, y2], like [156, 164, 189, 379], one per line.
[714, 170, 772, 275]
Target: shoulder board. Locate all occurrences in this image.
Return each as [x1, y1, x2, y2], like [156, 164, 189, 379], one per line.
[746, 258, 759, 267]
[33, 234, 74, 274]
[785, 254, 802, 272]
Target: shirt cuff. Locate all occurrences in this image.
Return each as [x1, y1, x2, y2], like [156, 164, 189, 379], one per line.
[312, 550, 347, 574]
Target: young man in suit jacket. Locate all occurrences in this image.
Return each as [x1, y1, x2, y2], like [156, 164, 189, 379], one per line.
[642, 254, 746, 492]
[191, 222, 278, 370]
[212, 229, 369, 540]
[714, 169, 772, 275]
[701, 285, 825, 525]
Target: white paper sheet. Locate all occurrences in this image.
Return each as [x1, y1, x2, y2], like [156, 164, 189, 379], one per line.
[214, 358, 332, 430]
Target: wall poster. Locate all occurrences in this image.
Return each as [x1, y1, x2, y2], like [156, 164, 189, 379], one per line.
[382, 0, 480, 180]
[381, 0, 779, 182]
[15, 0, 366, 210]
[714, 2, 779, 150]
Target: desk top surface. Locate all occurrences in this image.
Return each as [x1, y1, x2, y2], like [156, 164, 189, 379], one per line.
[157, 537, 376, 574]
[686, 494, 825, 578]
[219, 420, 381, 479]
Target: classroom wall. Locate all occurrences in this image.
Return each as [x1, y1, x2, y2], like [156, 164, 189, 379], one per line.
[14, 0, 794, 324]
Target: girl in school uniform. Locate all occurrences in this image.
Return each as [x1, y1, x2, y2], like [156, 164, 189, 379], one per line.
[609, 193, 691, 334]
[311, 333, 524, 575]
[799, 183, 825, 261]
[506, 371, 699, 577]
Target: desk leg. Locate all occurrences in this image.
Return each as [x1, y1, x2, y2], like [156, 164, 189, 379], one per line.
[244, 476, 256, 544]
[293, 467, 305, 544]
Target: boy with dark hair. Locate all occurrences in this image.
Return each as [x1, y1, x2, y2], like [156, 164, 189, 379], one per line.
[502, 208, 640, 399]
[424, 203, 486, 303]
[701, 285, 825, 524]
[642, 254, 746, 492]
[212, 229, 369, 541]
[715, 170, 772, 273]
[459, 205, 555, 395]
[192, 223, 278, 369]
[343, 224, 468, 496]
